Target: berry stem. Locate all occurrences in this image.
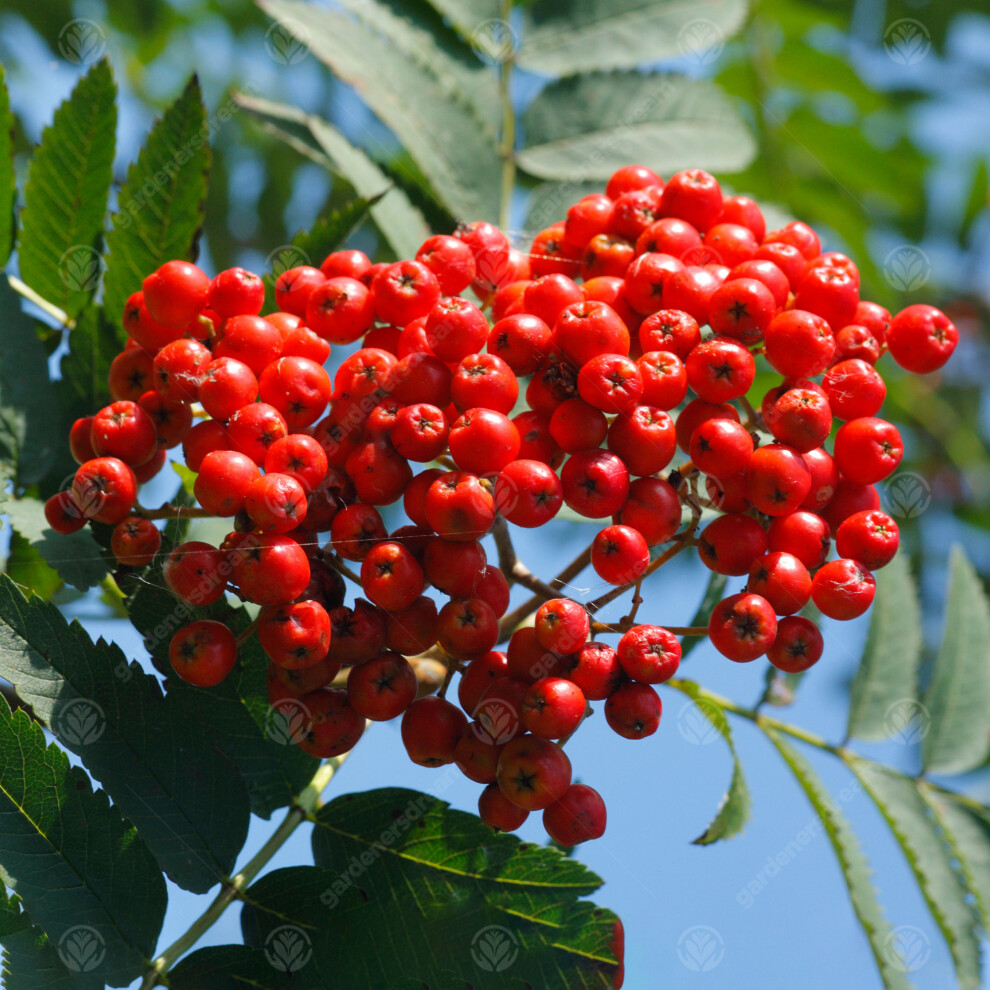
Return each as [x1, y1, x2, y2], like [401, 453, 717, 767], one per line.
[496, 0, 516, 232]
[492, 515, 565, 599]
[138, 754, 351, 988]
[8, 273, 74, 329]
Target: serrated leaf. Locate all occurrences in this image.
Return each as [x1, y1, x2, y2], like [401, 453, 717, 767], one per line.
[59, 305, 126, 424]
[847, 758, 981, 990]
[260, 0, 501, 222]
[923, 546, 990, 775]
[235, 93, 431, 260]
[0, 65, 15, 267]
[4, 496, 109, 592]
[518, 0, 748, 76]
[680, 571, 726, 660]
[0, 696, 166, 986]
[123, 559, 319, 819]
[0, 573, 250, 893]
[239, 789, 620, 987]
[0, 278, 62, 487]
[0, 889, 78, 990]
[671, 682, 750, 843]
[421, 0, 502, 43]
[102, 76, 210, 324]
[18, 60, 116, 319]
[519, 72, 756, 181]
[290, 194, 381, 270]
[763, 728, 913, 990]
[846, 553, 923, 742]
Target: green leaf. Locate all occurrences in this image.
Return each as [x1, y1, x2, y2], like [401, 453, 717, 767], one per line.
[960, 158, 988, 244]
[763, 728, 912, 990]
[847, 758, 981, 990]
[680, 571, 726, 660]
[169, 945, 282, 990]
[259, 0, 501, 222]
[673, 682, 751, 844]
[0, 697, 166, 987]
[3, 532, 61, 602]
[846, 553, 923, 742]
[18, 60, 116, 319]
[290, 194, 382, 269]
[102, 75, 210, 324]
[0, 573, 251, 893]
[421, 0, 502, 42]
[923, 546, 990, 775]
[124, 564, 319, 819]
[0, 889, 79, 990]
[59, 305, 126, 423]
[0, 279, 62, 487]
[4, 496, 109, 592]
[518, 0, 749, 75]
[0, 65, 15, 267]
[231, 787, 622, 988]
[235, 92, 432, 260]
[519, 72, 756, 181]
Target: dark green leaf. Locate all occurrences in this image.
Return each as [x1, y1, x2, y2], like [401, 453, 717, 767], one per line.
[961, 158, 988, 244]
[923, 546, 990, 775]
[0, 696, 166, 986]
[234, 787, 622, 987]
[290, 194, 381, 269]
[0, 65, 15, 267]
[102, 75, 210, 324]
[673, 682, 751, 844]
[170, 944, 285, 989]
[0, 888, 79, 990]
[519, 0, 748, 75]
[519, 72, 756, 181]
[18, 60, 116, 319]
[763, 728, 912, 990]
[680, 571, 726, 660]
[59, 305, 126, 423]
[848, 758, 981, 990]
[0, 278, 62, 486]
[0, 573, 250, 893]
[234, 93, 431, 260]
[3, 532, 61, 601]
[260, 0, 501, 221]
[3, 497, 109, 592]
[846, 553, 922, 742]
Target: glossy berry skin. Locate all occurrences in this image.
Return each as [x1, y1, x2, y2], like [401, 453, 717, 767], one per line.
[244, 473, 308, 533]
[535, 599, 590, 656]
[448, 408, 520, 476]
[424, 296, 490, 362]
[451, 353, 518, 415]
[437, 597, 499, 659]
[618, 477, 681, 547]
[729, 259, 789, 308]
[169, 620, 237, 687]
[274, 266, 324, 317]
[886, 304, 958, 373]
[821, 479, 882, 535]
[708, 277, 776, 344]
[764, 310, 835, 378]
[194, 450, 260, 517]
[479, 782, 529, 832]
[90, 400, 158, 467]
[108, 348, 154, 402]
[690, 418, 754, 479]
[230, 534, 311, 606]
[823, 359, 886, 421]
[685, 337, 755, 403]
[560, 450, 630, 519]
[747, 552, 812, 616]
[296, 689, 366, 759]
[801, 446, 840, 512]
[142, 261, 209, 329]
[488, 313, 552, 376]
[604, 683, 661, 740]
[264, 434, 327, 494]
[811, 559, 876, 620]
[617, 625, 680, 684]
[228, 403, 288, 465]
[458, 651, 510, 715]
[660, 168, 722, 232]
[213, 316, 282, 376]
[259, 357, 332, 430]
[304, 277, 372, 344]
[401, 696, 468, 767]
[622, 252, 683, 315]
[544, 784, 607, 845]
[110, 516, 161, 567]
[768, 616, 824, 673]
[769, 388, 832, 453]
[767, 511, 831, 571]
[662, 266, 722, 325]
[163, 541, 228, 606]
[591, 524, 649, 586]
[553, 301, 630, 367]
[372, 260, 441, 325]
[746, 443, 812, 516]
[675, 398, 740, 454]
[577, 354, 643, 414]
[833, 417, 903, 485]
[638, 309, 701, 359]
[836, 510, 899, 570]
[637, 350, 687, 410]
[44, 491, 86, 534]
[258, 600, 332, 668]
[496, 735, 572, 810]
[208, 267, 265, 319]
[425, 470, 495, 541]
[698, 513, 767, 576]
[321, 249, 371, 281]
[494, 458, 563, 528]
[198, 358, 258, 422]
[708, 593, 778, 662]
[551, 399, 608, 454]
[360, 541, 424, 612]
[347, 651, 417, 721]
[607, 406, 676, 478]
[522, 677, 587, 739]
[415, 234, 476, 294]
[71, 457, 138, 525]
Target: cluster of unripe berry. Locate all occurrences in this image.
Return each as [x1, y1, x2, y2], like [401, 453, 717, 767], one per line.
[44, 163, 957, 845]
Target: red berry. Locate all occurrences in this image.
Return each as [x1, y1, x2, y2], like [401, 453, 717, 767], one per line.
[257, 600, 332, 668]
[767, 616, 824, 673]
[560, 449, 630, 518]
[494, 458, 563, 528]
[708, 592, 777, 662]
[685, 336, 755, 402]
[230, 534, 311, 606]
[71, 457, 138, 524]
[604, 682, 661, 739]
[764, 310, 834, 378]
[591, 524, 649, 586]
[142, 261, 209, 329]
[886, 304, 959, 373]
[747, 552, 812, 615]
[811, 559, 876, 620]
[535, 599, 590, 656]
[401, 696, 468, 767]
[169, 620, 237, 687]
[194, 449, 260, 516]
[360, 541, 425, 611]
[522, 677, 586, 739]
[543, 783, 607, 844]
[835, 509, 899, 570]
[296, 689, 365, 758]
[479, 782, 529, 832]
[496, 734, 572, 810]
[698, 513, 767, 575]
[347, 651, 417, 721]
[208, 267, 265, 319]
[833, 417, 903, 485]
[110, 516, 161, 567]
[617, 625, 680, 684]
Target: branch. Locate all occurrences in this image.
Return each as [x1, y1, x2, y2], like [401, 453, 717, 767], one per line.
[7, 274, 74, 329]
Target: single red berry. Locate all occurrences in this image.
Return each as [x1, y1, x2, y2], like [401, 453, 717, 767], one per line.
[833, 417, 903, 485]
[347, 651, 417, 721]
[811, 558, 876, 620]
[565, 642, 623, 701]
[638, 308, 701, 359]
[617, 625, 681, 684]
[747, 552, 812, 616]
[746, 443, 812, 516]
[560, 449, 630, 518]
[274, 266, 325, 318]
[836, 509, 899, 570]
[258, 600, 332, 668]
[698, 513, 768, 575]
[163, 540, 228, 605]
[71, 457, 138, 525]
[169, 620, 237, 687]
[494, 458, 563, 528]
[660, 168, 722, 232]
[296, 689, 365, 758]
[372, 260, 442, 325]
[230, 534, 310, 606]
[591, 524, 650, 586]
[44, 491, 86, 534]
[142, 261, 209, 329]
[708, 592, 778, 662]
[617, 477, 681, 547]
[360, 541, 425, 612]
[764, 310, 835, 378]
[213, 315, 282, 376]
[535, 599, 590, 656]
[767, 616, 824, 673]
[90, 400, 158, 467]
[110, 516, 161, 567]
[479, 781, 529, 832]
[604, 682, 661, 739]
[496, 734, 572, 810]
[543, 783, 607, 845]
[208, 267, 265, 319]
[424, 470, 495, 541]
[401, 696, 468, 766]
[521, 677, 587, 739]
[448, 408, 520, 475]
[685, 336, 755, 403]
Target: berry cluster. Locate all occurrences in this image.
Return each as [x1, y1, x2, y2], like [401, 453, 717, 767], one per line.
[45, 163, 957, 846]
